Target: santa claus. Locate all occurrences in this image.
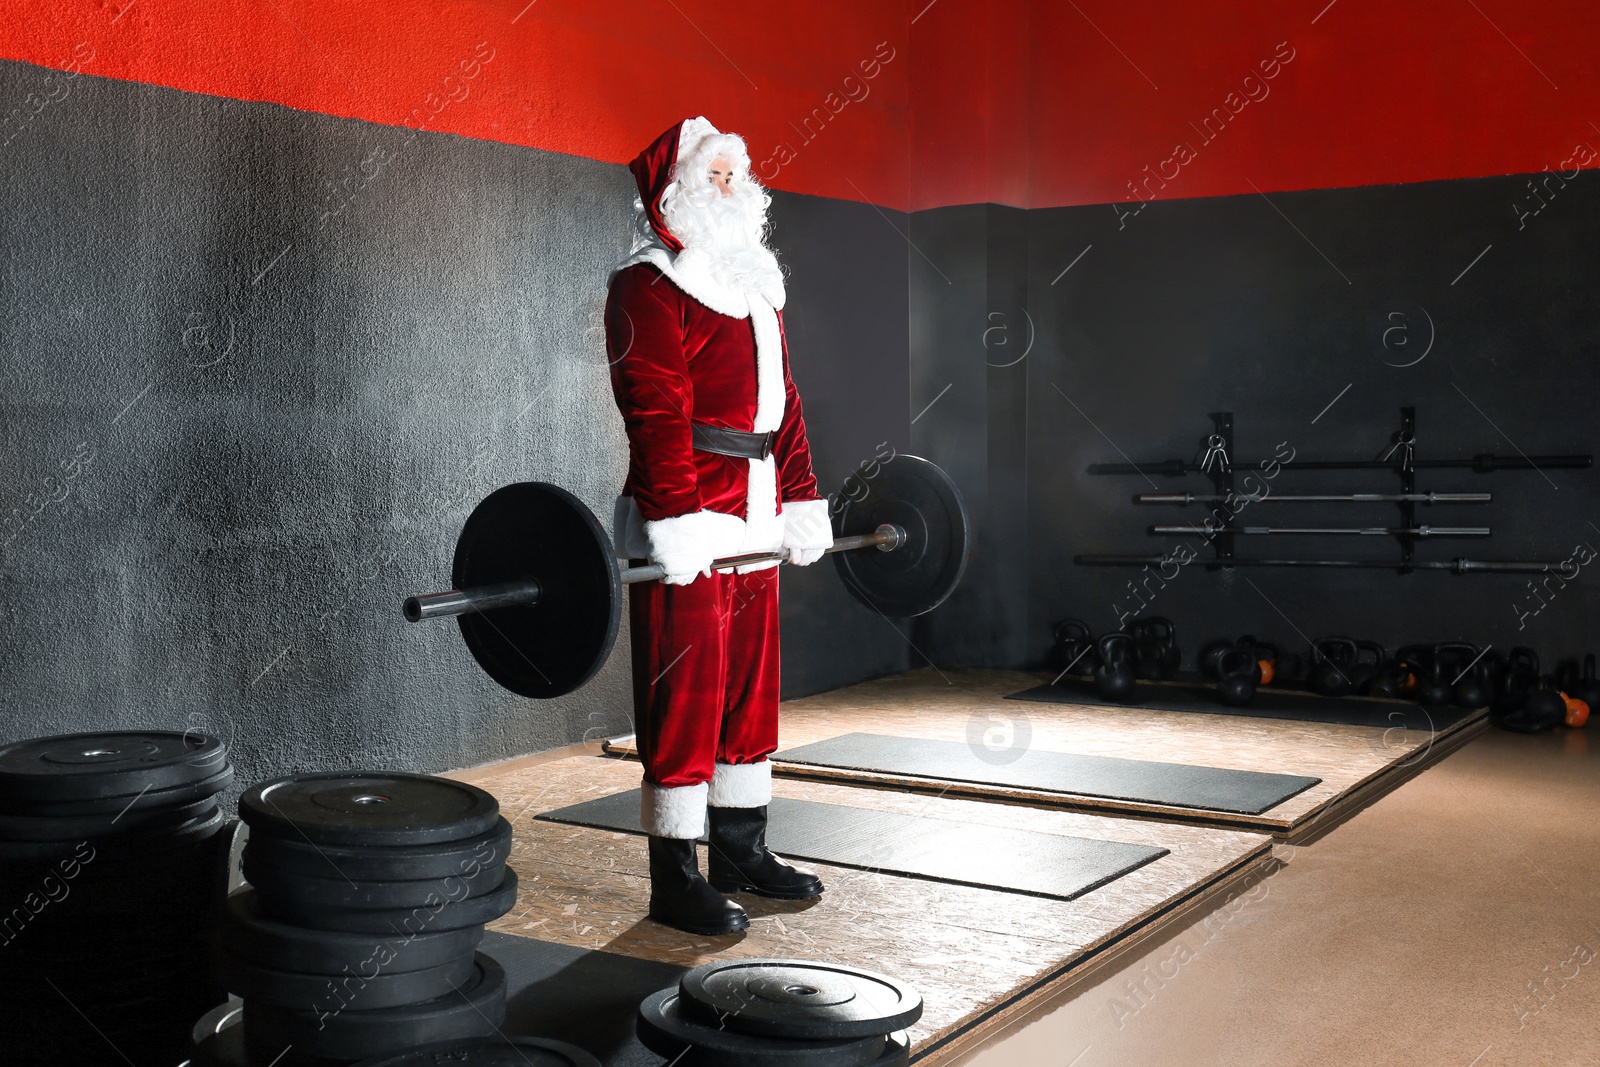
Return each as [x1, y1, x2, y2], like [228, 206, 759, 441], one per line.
[605, 118, 833, 935]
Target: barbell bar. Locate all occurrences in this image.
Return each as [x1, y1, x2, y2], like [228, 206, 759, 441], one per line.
[1089, 453, 1592, 476]
[404, 525, 905, 623]
[1148, 525, 1491, 537]
[1135, 492, 1492, 505]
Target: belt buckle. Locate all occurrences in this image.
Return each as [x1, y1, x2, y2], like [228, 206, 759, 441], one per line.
[760, 431, 775, 460]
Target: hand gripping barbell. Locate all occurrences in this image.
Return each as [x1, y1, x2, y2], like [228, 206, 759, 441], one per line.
[401, 454, 969, 698]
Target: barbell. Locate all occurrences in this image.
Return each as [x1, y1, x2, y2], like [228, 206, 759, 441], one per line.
[402, 455, 969, 698]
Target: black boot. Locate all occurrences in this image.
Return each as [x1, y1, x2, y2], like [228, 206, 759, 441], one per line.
[647, 835, 748, 935]
[707, 806, 825, 899]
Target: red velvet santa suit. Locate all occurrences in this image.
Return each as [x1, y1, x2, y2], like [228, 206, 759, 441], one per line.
[605, 119, 830, 838]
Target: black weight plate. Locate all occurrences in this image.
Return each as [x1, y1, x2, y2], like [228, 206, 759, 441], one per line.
[0, 731, 227, 803]
[240, 772, 500, 847]
[832, 455, 968, 617]
[637, 988, 889, 1067]
[224, 888, 484, 974]
[261, 868, 519, 933]
[222, 949, 477, 1010]
[245, 953, 507, 1060]
[0, 764, 234, 818]
[245, 816, 513, 881]
[0, 796, 216, 841]
[351, 1036, 603, 1067]
[679, 958, 923, 1040]
[452, 482, 622, 699]
[242, 854, 507, 909]
[0, 805, 224, 862]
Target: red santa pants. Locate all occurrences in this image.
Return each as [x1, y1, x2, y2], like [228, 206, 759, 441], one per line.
[629, 566, 781, 790]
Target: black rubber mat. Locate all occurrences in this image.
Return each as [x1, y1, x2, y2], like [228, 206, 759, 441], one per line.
[537, 793, 1168, 901]
[774, 733, 1321, 815]
[1007, 676, 1474, 730]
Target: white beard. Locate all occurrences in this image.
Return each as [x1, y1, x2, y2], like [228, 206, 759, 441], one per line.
[665, 189, 785, 299]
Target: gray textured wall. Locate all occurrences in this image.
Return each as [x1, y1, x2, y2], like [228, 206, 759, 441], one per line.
[0, 61, 913, 790]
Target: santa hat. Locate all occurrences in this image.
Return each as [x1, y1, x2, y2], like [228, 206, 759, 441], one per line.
[628, 117, 720, 254]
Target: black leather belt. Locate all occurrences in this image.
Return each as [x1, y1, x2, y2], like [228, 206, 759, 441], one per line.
[691, 423, 775, 461]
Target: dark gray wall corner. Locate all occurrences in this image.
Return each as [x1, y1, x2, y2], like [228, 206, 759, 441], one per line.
[0, 62, 915, 787]
[908, 203, 1033, 670]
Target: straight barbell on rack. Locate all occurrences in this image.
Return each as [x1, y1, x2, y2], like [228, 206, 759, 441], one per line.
[1148, 525, 1492, 537]
[401, 455, 969, 698]
[1088, 453, 1591, 476]
[1135, 492, 1492, 505]
[1075, 554, 1565, 574]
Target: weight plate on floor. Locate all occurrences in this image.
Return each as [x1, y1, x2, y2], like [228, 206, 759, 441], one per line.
[0, 805, 222, 862]
[244, 816, 513, 881]
[244, 953, 507, 1060]
[222, 949, 477, 1011]
[224, 888, 485, 975]
[2, 764, 234, 818]
[450, 481, 623, 700]
[637, 988, 890, 1067]
[350, 1036, 602, 1066]
[0, 731, 227, 803]
[242, 854, 507, 909]
[0, 796, 216, 840]
[832, 454, 968, 617]
[678, 958, 923, 1040]
[240, 772, 500, 847]
[260, 868, 519, 933]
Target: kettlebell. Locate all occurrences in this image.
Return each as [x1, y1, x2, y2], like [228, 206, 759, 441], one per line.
[1364, 661, 1407, 700]
[1093, 633, 1138, 703]
[1130, 616, 1181, 680]
[1350, 640, 1387, 693]
[1508, 675, 1569, 733]
[1393, 644, 1429, 697]
[1496, 647, 1540, 712]
[1248, 638, 1280, 686]
[1052, 619, 1098, 675]
[1216, 647, 1261, 707]
[1559, 653, 1600, 714]
[1415, 645, 1456, 707]
[1309, 637, 1358, 697]
[1199, 637, 1237, 679]
[1435, 642, 1488, 708]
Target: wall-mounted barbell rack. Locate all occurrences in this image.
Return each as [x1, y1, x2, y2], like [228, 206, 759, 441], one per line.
[1074, 407, 1593, 575]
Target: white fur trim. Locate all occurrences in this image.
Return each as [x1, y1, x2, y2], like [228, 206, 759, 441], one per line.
[641, 779, 708, 839]
[678, 116, 720, 161]
[708, 761, 772, 808]
[747, 298, 786, 433]
[645, 509, 745, 582]
[735, 456, 784, 570]
[621, 247, 751, 319]
[782, 499, 833, 552]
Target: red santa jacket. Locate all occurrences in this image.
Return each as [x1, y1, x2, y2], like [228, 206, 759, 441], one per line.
[606, 120, 822, 564]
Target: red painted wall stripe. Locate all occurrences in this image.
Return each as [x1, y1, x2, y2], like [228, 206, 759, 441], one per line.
[3, 2, 1597, 211]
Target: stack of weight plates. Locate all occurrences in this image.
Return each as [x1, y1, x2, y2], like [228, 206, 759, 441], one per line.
[637, 958, 923, 1066]
[0, 730, 234, 1063]
[217, 772, 518, 1065]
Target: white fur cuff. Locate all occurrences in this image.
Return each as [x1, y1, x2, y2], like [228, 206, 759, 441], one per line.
[641, 780, 708, 839]
[708, 760, 772, 808]
[645, 509, 745, 584]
